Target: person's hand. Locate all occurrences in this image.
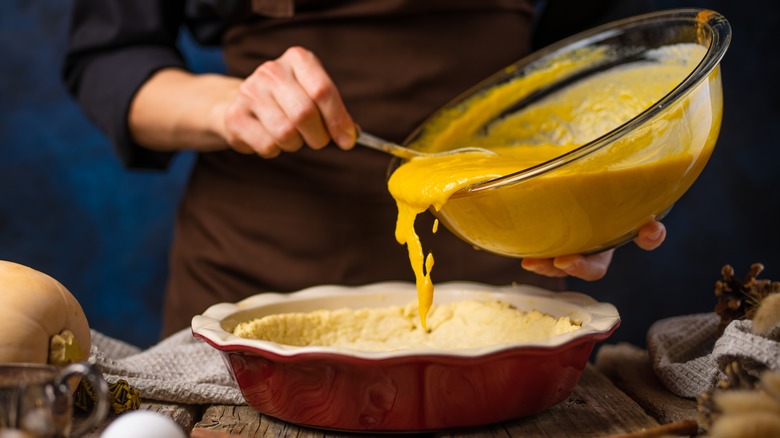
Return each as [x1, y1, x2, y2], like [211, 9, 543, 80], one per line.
[222, 46, 357, 158]
[520, 219, 666, 281]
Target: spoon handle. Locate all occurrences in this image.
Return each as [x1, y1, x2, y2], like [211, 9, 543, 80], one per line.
[356, 131, 496, 159]
[356, 131, 421, 160]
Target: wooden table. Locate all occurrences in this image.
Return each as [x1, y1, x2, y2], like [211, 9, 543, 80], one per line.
[78, 343, 702, 438]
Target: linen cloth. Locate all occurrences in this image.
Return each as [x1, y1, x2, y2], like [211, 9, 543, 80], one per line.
[88, 313, 780, 403]
[647, 313, 780, 398]
[88, 329, 246, 405]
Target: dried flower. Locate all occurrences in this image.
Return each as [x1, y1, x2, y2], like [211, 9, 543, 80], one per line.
[698, 362, 780, 437]
[752, 293, 780, 336]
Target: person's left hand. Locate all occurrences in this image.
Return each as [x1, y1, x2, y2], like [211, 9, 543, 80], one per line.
[520, 219, 666, 281]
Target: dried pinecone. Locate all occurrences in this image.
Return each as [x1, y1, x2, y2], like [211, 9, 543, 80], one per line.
[714, 263, 780, 335]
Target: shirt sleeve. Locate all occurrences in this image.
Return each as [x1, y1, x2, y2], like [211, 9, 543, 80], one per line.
[62, 0, 187, 169]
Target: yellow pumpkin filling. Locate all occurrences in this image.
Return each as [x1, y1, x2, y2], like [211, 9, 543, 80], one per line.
[388, 43, 714, 326]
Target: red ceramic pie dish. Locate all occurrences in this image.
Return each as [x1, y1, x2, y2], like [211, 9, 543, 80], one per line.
[191, 282, 620, 432]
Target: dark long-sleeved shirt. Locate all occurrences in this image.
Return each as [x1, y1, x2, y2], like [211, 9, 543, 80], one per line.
[63, 0, 651, 337]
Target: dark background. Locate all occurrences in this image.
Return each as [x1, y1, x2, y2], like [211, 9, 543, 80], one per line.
[1, 0, 777, 349]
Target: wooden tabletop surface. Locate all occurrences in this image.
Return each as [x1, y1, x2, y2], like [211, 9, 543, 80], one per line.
[78, 343, 701, 438]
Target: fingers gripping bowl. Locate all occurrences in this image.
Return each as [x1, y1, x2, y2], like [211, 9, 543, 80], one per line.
[391, 9, 731, 258]
[191, 282, 620, 432]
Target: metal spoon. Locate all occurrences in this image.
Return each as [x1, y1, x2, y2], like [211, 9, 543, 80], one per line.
[356, 131, 496, 160]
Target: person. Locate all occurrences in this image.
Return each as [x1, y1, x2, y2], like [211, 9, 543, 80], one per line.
[63, 0, 664, 339]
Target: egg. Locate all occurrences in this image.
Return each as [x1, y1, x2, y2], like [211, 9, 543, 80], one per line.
[100, 411, 187, 438]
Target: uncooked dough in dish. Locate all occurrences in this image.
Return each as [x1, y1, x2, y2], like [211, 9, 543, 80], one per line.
[232, 299, 581, 351]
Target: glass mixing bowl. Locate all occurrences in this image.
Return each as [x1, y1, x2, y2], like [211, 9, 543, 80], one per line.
[398, 9, 731, 258]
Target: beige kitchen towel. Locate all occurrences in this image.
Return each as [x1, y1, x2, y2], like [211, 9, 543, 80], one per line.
[88, 329, 246, 405]
[647, 313, 780, 398]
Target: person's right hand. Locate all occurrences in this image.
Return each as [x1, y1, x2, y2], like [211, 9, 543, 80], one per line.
[521, 219, 666, 281]
[222, 46, 357, 158]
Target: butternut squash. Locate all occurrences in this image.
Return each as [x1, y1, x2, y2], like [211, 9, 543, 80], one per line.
[0, 260, 90, 364]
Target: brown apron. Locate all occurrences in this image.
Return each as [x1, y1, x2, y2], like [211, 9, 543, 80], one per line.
[161, 0, 566, 337]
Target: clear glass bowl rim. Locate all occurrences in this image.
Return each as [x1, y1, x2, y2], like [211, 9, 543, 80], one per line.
[411, 8, 732, 196]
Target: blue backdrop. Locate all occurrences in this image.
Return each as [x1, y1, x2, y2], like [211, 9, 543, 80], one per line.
[1, 0, 778, 348]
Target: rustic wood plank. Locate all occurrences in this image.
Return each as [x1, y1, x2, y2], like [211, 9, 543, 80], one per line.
[192, 365, 659, 438]
[193, 405, 434, 438]
[75, 401, 200, 437]
[438, 364, 661, 438]
[191, 430, 259, 438]
[194, 405, 262, 437]
[594, 343, 699, 427]
[148, 402, 201, 431]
